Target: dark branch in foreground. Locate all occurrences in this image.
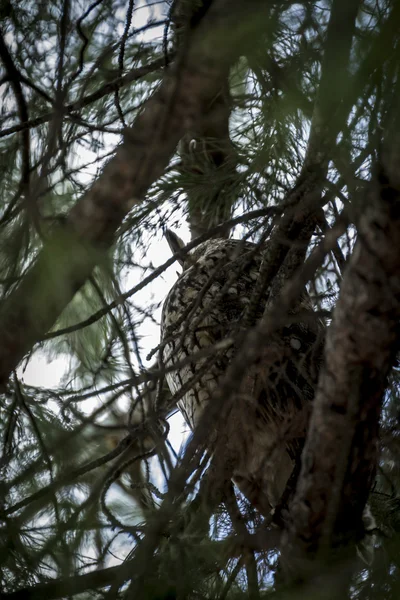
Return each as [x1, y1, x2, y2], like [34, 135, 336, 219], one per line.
[280, 101, 400, 588]
[0, 530, 279, 600]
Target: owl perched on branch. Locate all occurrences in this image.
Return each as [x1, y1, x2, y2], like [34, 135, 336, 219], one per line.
[161, 231, 325, 516]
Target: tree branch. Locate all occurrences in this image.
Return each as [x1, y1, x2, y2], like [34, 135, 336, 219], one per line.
[0, 0, 269, 388]
[0, 527, 278, 600]
[280, 101, 400, 587]
[0, 53, 167, 140]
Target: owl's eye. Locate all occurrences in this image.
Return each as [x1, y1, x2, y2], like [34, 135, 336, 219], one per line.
[290, 337, 302, 351]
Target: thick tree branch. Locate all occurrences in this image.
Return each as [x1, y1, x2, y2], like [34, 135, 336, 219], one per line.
[0, 0, 268, 387]
[280, 116, 400, 585]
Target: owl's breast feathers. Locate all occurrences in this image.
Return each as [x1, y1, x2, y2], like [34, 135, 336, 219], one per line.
[161, 238, 325, 514]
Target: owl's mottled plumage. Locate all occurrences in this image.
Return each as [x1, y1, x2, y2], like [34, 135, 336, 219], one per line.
[161, 234, 325, 514]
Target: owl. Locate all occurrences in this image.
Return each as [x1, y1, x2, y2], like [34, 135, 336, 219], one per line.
[160, 231, 325, 516]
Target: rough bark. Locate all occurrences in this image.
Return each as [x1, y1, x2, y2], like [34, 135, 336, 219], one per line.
[0, 0, 268, 387]
[280, 125, 400, 586]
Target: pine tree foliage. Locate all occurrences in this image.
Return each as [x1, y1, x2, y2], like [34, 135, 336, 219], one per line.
[0, 0, 400, 598]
